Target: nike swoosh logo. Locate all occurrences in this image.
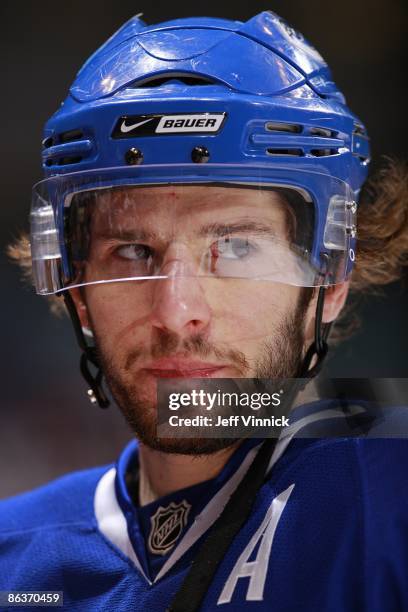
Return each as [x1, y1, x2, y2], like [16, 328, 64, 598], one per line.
[120, 118, 153, 133]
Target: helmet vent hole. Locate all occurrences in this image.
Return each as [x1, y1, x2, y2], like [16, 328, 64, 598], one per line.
[309, 127, 335, 138]
[265, 122, 302, 133]
[42, 137, 54, 148]
[59, 129, 84, 143]
[310, 149, 338, 157]
[132, 74, 216, 88]
[58, 156, 83, 165]
[266, 148, 303, 156]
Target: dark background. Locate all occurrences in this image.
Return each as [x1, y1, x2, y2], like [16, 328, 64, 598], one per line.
[1, 0, 407, 498]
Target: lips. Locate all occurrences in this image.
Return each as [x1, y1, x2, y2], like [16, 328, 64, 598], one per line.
[143, 357, 227, 378]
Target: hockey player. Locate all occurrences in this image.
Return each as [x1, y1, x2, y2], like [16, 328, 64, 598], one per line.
[2, 11, 408, 611]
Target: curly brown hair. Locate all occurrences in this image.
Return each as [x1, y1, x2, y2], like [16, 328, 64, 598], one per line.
[332, 158, 408, 341]
[7, 159, 408, 338]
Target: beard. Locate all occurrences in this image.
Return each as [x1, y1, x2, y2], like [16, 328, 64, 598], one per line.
[92, 288, 313, 456]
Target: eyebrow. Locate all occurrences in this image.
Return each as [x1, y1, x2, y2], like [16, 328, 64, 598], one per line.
[93, 220, 279, 243]
[198, 221, 279, 238]
[93, 228, 159, 242]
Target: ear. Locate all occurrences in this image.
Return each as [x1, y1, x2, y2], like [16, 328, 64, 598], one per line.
[68, 287, 93, 335]
[322, 281, 350, 323]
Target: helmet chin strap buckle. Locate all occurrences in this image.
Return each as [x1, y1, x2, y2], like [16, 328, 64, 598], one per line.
[87, 389, 98, 405]
[80, 350, 110, 409]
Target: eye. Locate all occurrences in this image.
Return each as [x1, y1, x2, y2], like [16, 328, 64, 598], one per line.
[116, 244, 153, 261]
[211, 237, 253, 259]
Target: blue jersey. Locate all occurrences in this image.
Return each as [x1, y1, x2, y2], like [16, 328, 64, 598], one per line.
[1, 400, 408, 611]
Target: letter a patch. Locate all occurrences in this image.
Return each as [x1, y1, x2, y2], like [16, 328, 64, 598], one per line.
[217, 484, 294, 604]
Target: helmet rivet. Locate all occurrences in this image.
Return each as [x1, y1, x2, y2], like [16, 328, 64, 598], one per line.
[125, 148, 143, 165]
[192, 146, 210, 163]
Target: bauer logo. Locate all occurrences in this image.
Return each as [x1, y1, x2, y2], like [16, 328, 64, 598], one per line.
[156, 114, 225, 133]
[112, 113, 226, 138]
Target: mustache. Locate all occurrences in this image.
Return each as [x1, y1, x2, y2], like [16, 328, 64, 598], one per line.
[121, 330, 250, 374]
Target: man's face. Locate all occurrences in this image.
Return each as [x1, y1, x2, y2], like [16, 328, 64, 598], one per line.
[72, 185, 315, 454]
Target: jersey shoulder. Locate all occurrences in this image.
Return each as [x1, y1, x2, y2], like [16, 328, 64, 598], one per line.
[0, 464, 111, 534]
[272, 434, 408, 493]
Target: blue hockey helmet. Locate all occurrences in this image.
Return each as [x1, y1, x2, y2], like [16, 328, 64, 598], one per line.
[31, 11, 370, 295]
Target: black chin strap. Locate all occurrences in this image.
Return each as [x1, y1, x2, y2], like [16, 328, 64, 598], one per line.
[300, 285, 331, 379]
[63, 292, 110, 408]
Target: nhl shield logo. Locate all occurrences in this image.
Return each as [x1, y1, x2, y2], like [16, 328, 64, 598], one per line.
[148, 500, 191, 555]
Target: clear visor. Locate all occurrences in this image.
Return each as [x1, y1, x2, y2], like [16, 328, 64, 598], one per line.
[30, 165, 355, 295]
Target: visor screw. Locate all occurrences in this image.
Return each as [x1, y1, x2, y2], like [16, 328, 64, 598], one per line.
[346, 225, 357, 238]
[125, 147, 143, 165]
[346, 200, 357, 214]
[192, 146, 210, 163]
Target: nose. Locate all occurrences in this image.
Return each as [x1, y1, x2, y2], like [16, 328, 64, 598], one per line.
[149, 247, 212, 336]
